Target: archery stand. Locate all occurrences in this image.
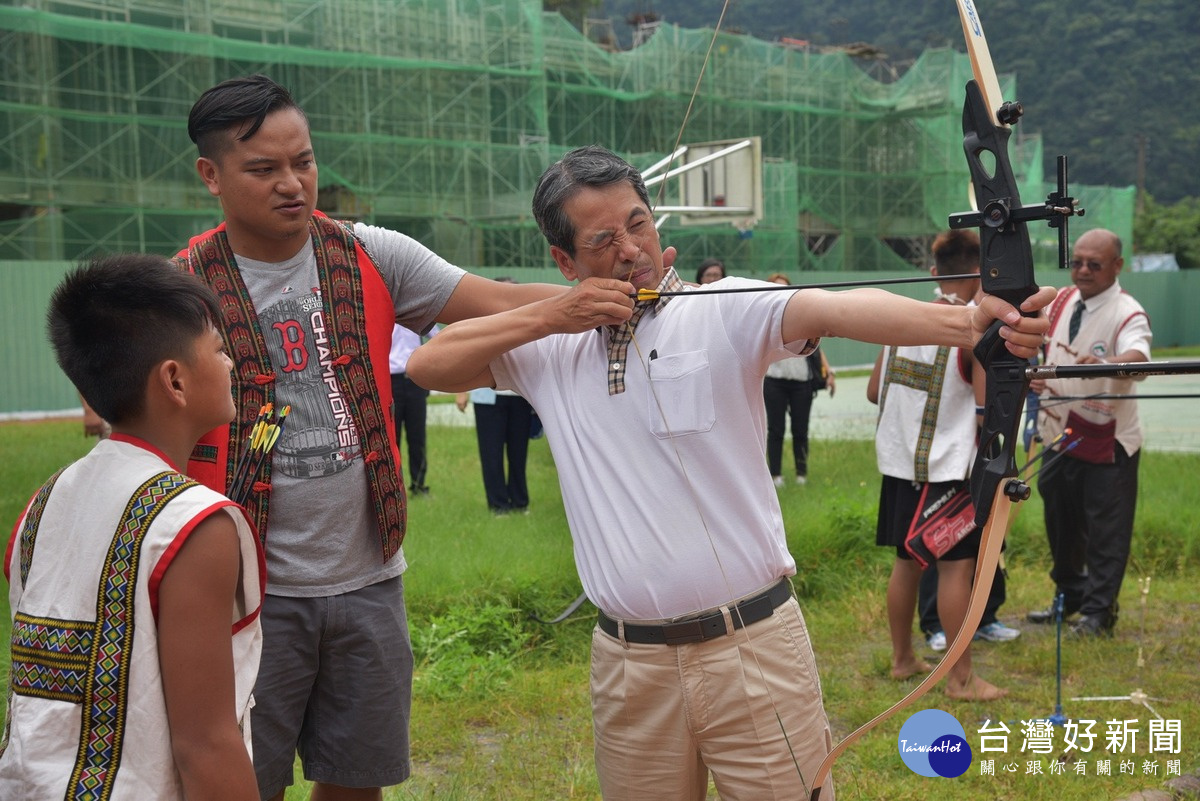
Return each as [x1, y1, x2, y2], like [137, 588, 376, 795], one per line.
[1069, 576, 1166, 720]
[1040, 594, 1071, 727]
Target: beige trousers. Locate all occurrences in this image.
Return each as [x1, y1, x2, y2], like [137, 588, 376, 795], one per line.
[590, 597, 835, 801]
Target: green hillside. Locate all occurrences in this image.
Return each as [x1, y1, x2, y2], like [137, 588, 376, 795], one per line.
[598, 0, 1200, 204]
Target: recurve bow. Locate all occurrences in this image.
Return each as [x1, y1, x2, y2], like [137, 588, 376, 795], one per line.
[807, 2, 1083, 796]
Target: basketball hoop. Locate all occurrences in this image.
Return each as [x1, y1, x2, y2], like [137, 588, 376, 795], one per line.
[642, 137, 764, 228]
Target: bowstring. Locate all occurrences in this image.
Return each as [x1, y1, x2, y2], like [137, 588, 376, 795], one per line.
[648, 0, 733, 213]
[620, 0, 811, 789]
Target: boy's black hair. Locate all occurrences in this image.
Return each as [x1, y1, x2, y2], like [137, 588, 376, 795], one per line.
[187, 74, 306, 160]
[47, 253, 223, 425]
[931, 228, 981, 277]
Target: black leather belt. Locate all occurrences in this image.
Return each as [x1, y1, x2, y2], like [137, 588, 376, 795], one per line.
[597, 578, 793, 645]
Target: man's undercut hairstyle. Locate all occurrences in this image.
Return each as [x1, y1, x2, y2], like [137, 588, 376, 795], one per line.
[931, 228, 981, 277]
[47, 253, 223, 425]
[188, 73, 305, 160]
[532, 145, 652, 257]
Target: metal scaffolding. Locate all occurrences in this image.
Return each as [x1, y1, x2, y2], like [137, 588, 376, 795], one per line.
[0, 0, 1132, 273]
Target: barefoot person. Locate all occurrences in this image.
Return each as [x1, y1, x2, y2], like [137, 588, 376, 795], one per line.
[867, 229, 1005, 701]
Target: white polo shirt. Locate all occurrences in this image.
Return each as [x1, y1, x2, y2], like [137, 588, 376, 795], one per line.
[492, 276, 812, 620]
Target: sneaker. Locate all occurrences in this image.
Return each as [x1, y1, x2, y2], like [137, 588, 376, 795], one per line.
[1069, 613, 1116, 638]
[772, 475, 785, 488]
[975, 621, 1021, 642]
[926, 631, 947, 652]
[795, 475, 807, 485]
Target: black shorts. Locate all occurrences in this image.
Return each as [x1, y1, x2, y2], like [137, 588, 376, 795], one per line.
[252, 575, 414, 797]
[875, 475, 980, 561]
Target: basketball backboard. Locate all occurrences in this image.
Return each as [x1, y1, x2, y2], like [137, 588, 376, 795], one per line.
[641, 137, 763, 229]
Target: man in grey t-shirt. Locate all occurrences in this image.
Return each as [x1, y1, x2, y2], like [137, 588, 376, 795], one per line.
[182, 74, 563, 801]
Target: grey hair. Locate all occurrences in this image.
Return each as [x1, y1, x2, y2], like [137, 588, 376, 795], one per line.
[532, 145, 652, 256]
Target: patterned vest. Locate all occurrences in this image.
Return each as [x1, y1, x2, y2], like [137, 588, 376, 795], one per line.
[876, 342, 977, 483]
[1, 438, 263, 800]
[1039, 285, 1149, 460]
[173, 213, 407, 561]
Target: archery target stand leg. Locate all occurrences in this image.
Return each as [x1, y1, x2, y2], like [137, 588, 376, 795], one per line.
[1068, 577, 1166, 720]
[1042, 593, 1070, 726]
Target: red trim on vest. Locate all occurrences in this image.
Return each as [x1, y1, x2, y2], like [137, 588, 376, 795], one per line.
[1046, 286, 1080, 339]
[174, 213, 406, 560]
[1115, 310, 1151, 348]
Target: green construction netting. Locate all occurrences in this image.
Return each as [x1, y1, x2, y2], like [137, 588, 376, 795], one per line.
[0, 0, 1132, 272]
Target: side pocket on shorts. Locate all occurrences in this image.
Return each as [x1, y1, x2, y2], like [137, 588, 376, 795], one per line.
[646, 349, 716, 438]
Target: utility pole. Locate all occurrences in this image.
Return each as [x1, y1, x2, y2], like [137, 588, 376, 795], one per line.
[1135, 134, 1147, 214]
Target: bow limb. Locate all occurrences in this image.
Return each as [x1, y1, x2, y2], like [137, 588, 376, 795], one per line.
[807, 483, 1015, 801]
[814, 2, 1058, 794]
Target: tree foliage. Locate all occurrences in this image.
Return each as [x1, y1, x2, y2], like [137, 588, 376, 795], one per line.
[594, 0, 1200, 205]
[1135, 195, 1200, 269]
[545, 0, 603, 29]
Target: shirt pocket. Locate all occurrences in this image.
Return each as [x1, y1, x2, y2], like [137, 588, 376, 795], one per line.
[646, 350, 716, 438]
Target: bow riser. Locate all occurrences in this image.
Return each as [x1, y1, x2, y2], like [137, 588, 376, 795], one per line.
[971, 345, 1032, 526]
[958, 81, 1038, 311]
[955, 75, 1040, 527]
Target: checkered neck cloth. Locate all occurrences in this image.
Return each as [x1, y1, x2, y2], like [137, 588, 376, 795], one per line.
[606, 268, 684, 395]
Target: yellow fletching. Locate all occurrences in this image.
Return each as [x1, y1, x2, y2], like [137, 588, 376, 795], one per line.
[636, 288, 660, 301]
[253, 424, 276, 453]
[250, 421, 269, 450]
[264, 425, 283, 452]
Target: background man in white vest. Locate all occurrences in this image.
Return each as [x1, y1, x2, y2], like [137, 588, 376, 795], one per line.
[1027, 228, 1152, 637]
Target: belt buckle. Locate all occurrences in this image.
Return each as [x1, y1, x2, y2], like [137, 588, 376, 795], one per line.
[662, 618, 707, 645]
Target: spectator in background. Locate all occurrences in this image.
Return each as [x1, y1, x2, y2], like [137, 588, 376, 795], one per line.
[455, 277, 535, 515]
[390, 323, 434, 496]
[1028, 228, 1151, 637]
[919, 563, 1019, 651]
[916, 260, 1021, 649]
[695, 257, 725, 284]
[455, 387, 534, 515]
[868, 229, 1005, 700]
[81, 395, 111, 438]
[763, 272, 835, 486]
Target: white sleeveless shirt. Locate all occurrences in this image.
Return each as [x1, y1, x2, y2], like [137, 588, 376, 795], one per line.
[1, 436, 264, 800]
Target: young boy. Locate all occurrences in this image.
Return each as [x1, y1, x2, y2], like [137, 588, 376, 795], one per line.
[1, 254, 265, 800]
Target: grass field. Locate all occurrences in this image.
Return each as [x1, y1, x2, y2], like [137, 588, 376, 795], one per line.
[1, 416, 1197, 800]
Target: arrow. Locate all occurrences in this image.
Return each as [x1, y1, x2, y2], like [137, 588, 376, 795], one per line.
[633, 273, 981, 302]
